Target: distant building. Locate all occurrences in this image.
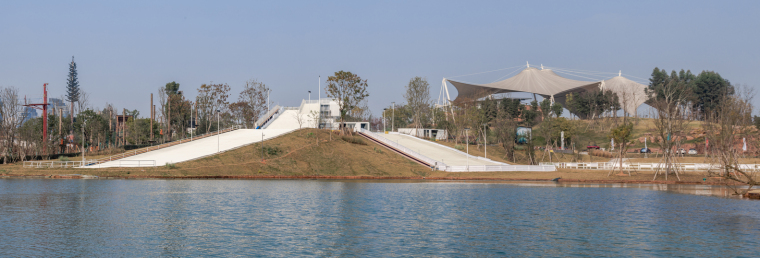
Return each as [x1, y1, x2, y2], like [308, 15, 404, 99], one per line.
[20, 106, 38, 125]
[48, 98, 70, 117]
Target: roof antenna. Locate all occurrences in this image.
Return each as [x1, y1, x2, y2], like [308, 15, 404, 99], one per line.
[526, 61, 529, 68]
[619, 70, 621, 77]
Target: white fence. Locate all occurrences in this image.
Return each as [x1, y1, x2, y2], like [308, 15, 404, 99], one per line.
[397, 128, 448, 140]
[442, 165, 556, 172]
[23, 159, 98, 168]
[542, 162, 760, 172]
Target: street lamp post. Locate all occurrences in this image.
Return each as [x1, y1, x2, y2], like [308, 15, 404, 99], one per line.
[308, 91, 311, 103]
[217, 109, 220, 153]
[391, 102, 395, 132]
[483, 123, 487, 159]
[383, 108, 388, 132]
[464, 128, 470, 172]
[82, 121, 86, 167]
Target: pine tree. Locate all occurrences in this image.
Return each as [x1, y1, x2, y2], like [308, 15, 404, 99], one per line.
[66, 56, 80, 135]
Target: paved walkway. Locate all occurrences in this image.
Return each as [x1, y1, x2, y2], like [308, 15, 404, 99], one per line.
[374, 133, 504, 166]
[90, 129, 294, 168]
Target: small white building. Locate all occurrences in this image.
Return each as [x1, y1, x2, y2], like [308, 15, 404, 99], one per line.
[398, 128, 448, 140]
[259, 98, 369, 130]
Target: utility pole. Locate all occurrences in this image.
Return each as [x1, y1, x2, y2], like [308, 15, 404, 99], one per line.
[150, 93, 153, 141]
[82, 121, 86, 166]
[383, 108, 387, 132]
[108, 108, 112, 148]
[123, 108, 126, 146]
[483, 123, 487, 159]
[167, 95, 171, 142]
[59, 108, 63, 153]
[465, 128, 470, 172]
[217, 109, 220, 153]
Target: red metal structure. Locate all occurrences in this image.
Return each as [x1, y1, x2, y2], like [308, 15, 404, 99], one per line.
[23, 83, 49, 154]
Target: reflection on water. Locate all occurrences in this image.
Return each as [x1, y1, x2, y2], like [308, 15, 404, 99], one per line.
[0, 179, 758, 257]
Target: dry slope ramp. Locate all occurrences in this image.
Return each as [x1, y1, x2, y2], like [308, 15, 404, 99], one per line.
[90, 129, 293, 168]
[374, 133, 506, 166]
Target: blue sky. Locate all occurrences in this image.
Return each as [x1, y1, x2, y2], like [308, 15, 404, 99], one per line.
[2, 0, 759, 117]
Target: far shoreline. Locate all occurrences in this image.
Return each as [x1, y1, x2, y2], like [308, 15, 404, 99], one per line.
[0, 173, 735, 186]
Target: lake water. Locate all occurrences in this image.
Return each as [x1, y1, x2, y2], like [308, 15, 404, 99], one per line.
[0, 179, 758, 257]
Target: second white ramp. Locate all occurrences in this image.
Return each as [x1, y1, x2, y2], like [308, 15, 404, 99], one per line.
[375, 133, 505, 166]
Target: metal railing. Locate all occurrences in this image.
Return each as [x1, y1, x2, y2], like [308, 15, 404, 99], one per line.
[23, 159, 98, 168]
[541, 162, 760, 172]
[117, 160, 156, 167]
[254, 105, 283, 129]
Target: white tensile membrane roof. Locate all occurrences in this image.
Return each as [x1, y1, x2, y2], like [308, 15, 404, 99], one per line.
[446, 67, 601, 104]
[445, 66, 648, 115]
[600, 75, 649, 115]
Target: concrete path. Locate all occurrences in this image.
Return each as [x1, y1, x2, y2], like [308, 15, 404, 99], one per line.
[374, 133, 504, 166]
[90, 129, 294, 168]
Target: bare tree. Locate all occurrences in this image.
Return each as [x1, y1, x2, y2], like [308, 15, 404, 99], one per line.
[239, 79, 269, 128]
[1, 87, 28, 163]
[492, 105, 519, 163]
[404, 77, 431, 132]
[157, 87, 167, 142]
[197, 83, 231, 133]
[325, 71, 369, 135]
[293, 112, 305, 129]
[648, 74, 692, 180]
[704, 85, 758, 195]
[76, 90, 89, 114]
[308, 110, 320, 128]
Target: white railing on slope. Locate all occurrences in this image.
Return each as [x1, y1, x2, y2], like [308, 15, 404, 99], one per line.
[23, 159, 99, 169]
[258, 106, 284, 129]
[541, 162, 760, 172]
[356, 128, 444, 169]
[117, 160, 156, 167]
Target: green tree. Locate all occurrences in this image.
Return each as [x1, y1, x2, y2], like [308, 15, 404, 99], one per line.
[693, 71, 733, 115]
[66, 56, 80, 135]
[608, 121, 634, 176]
[404, 77, 431, 131]
[325, 71, 369, 134]
[165, 81, 181, 95]
[539, 98, 551, 120]
[551, 102, 563, 118]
